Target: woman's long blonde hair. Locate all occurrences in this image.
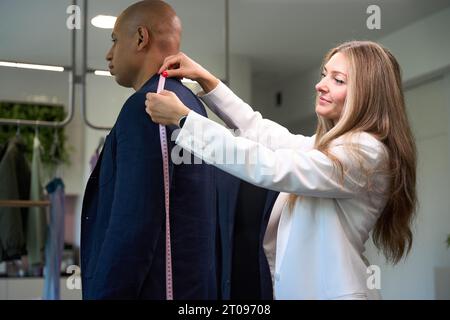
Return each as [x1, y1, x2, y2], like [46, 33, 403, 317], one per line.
[288, 41, 417, 264]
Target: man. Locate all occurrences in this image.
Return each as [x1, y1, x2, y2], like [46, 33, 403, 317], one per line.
[80, 0, 217, 299]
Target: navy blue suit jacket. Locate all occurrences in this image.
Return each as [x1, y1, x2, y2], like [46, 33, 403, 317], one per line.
[216, 169, 278, 300]
[80, 75, 217, 299]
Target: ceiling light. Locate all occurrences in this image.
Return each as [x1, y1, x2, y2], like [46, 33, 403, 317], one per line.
[94, 70, 112, 77]
[0, 61, 64, 72]
[91, 15, 117, 29]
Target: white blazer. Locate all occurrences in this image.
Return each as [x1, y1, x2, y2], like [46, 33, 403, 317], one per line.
[175, 82, 389, 300]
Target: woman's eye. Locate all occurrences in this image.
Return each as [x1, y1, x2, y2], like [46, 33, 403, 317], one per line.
[320, 72, 326, 78]
[335, 78, 345, 84]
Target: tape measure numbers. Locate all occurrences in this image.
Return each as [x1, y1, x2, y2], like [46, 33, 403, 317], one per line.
[157, 74, 173, 300]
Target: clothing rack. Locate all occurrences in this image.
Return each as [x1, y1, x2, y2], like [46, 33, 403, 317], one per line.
[0, 0, 76, 129]
[80, 0, 111, 131]
[0, 0, 108, 131]
[0, 0, 231, 131]
[0, 200, 50, 208]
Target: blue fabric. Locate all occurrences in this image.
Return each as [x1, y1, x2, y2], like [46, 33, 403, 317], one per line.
[215, 168, 278, 300]
[80, 75, 217, 299]
[43, 178, 65, 300]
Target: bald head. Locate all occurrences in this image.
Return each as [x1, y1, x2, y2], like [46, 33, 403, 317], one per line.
[117, 0, 182, 54]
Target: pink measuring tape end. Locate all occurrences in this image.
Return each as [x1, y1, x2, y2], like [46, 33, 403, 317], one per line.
[157, 74, 166, 94]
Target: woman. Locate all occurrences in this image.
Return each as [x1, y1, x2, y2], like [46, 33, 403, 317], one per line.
[145, 41, 417, 300]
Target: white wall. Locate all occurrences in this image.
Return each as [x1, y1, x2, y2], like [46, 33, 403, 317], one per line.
[252, 6, 450, 133]
[380, 8, 450, 83]
[252, 68, 318, 133]
[361, 10, 450, 300]
[200, 54, 253, 125]
[364, 75, 450, 300]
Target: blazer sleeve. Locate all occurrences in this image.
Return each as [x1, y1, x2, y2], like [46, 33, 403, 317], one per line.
[89, 93, 164, 299]
[200, 81, 314, 152]
[176, 111, 389, 199]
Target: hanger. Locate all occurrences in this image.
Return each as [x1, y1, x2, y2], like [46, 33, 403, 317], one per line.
[96, 136, 105, 154]
[34, 121, 39, 138]
[50, 125, 63, 178]
[50, 126, 60, 160]
[16, 120, 21, 137]
[0, 120, 51, 208]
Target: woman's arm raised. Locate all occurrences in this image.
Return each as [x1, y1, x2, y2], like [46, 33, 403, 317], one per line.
[156, 52, 314, 151]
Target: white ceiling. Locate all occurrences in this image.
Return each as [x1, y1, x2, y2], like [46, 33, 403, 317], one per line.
[0, 0, 449, 78]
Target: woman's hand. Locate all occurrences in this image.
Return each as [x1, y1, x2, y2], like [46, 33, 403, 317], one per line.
[145, 90, 190, 126]
[158, 52, 220, 93]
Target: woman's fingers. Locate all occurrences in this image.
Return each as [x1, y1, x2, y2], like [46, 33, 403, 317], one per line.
[158, 53, 184, 74]
[161, 68, 184, 79]
[145, 90, 188, 126]
[157, 52, 218, 93]
[145, 93, 169, 125]
[159, 90, 177, 97]
[158, 52, 205, 81]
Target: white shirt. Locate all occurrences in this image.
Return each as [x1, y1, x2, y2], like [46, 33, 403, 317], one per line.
[175, 82, 389, 300]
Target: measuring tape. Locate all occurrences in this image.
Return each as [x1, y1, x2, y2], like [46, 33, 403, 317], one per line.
[157, 73, 173, 300]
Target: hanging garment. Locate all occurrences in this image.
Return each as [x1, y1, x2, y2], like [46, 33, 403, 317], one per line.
[89, 150, 99, 173]
[0, 136, 30, 262]
[89, 137, 105, 173]
[27, 135, 47, 271]
[42, 178, 65, 300]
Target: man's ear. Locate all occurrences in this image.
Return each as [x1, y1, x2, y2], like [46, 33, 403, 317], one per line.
[136, 26, 150, 50]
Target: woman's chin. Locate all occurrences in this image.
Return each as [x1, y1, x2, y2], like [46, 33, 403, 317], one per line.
[316, 106, 338, 122]
[315, 105, 329, 118]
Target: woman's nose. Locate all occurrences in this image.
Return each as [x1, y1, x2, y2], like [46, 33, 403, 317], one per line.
[315, 78, 328, 93]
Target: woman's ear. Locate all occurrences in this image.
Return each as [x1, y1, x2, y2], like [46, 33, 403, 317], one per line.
[136, 26, 150, 50]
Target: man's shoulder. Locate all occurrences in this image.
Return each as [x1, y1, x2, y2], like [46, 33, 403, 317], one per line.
[114, 90, 159, 136]
[118, 91, 147, 119]
[116, 77, 206, 125]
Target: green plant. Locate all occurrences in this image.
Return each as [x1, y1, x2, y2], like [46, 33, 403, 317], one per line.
[0, 101, 71, 167]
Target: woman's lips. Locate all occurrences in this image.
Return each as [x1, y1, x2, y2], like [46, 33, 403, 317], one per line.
[319, 96, 331, 104]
